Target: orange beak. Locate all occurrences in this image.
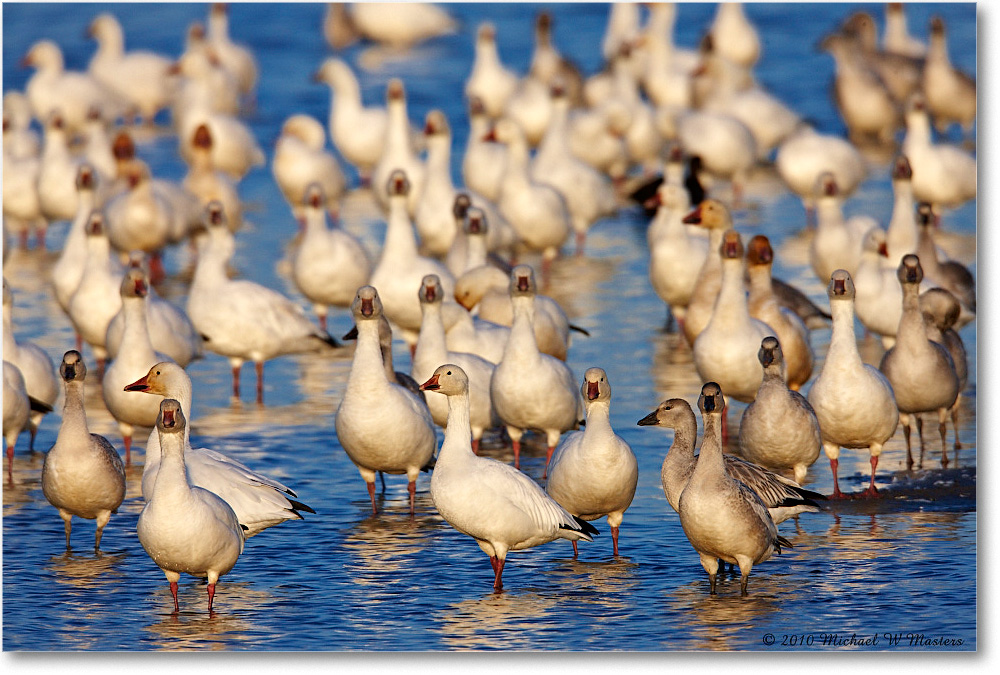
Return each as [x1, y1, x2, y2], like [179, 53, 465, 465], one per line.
[420, 374, 441, 391]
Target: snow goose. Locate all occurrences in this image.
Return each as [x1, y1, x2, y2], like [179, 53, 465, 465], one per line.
[678, 382, 790, 596]
[647, 182, 709, 330]
[532, 85, 617, 253]
[884, 3, 926, 58]
[348, 2, 457, 49]
[489, 266, 579, 473]
[879, 255, 960, 469]
[22, 40, 120, 137]
[673, 110, 756, 202]
[2, 134, 45, 249]
[420, 363, 597, 592]
[137, 398, 244, 614]
[187, 202, 340, 403]
[693, 230, 774, 404]
[807, 270, 898, 498]
[884, 155, 918, 266]
[412, 275, 497, 452]
[175, 84, 264, 181]
[124, 361, 315, 534]
[746, 235, 814, 390]
[291, 184, 371, 332]
[335, 286, 437, 515]
[87, 13, 173, 124]
[852, 227, 902, 346]
[915, 203, 975, 316]
[600, 3, 641, 67]
[922, 16, 976, 135]
[67, 212, 124, 372]
[739, 338, 822, 484]
[314, 57, 386, 186]
[640, 5, 695, 111]
[41, 350, 126, 551]
[489, 118, 571, 268]
[3, 362, 31, 475]
[465, 23, 519, 120]
[820, 32, 900, 144]
[2, 91, 40, 161]
[273, 114, 345, 222]
[920, 288, 968, 449]
[901, 97, 976, 216]
[680, 199, 733, 345]
[528, 13, 585, 105]
[369, 171, 455, 349]
[546, 368, 637, 557]
[840, 11, 922, 105]
[101, 268, 171, 464]
[104, 160, 179, 268]
[372, 79, 425, 215]
[809, 173, 869, 284]
[567, 99, 629, 182]
[462, 97, 506, 203]
[206, 3, 258, 97]
[3, 280, 58, 449]
[183, 123, 243, 231]
[37, 113, 87, 227]
[342, 315, 427, 404]
[775, 124, 866, 224]
[454, 264, 574, 362]
[171, 28, 240, 118]
[709, 3, 761, 68]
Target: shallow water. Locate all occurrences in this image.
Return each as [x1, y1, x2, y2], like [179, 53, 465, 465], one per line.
[2, 2, 977, 652]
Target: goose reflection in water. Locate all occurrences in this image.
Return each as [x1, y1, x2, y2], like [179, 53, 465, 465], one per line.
[666, 583, 784, 651]
[436, 591, 561, 650]
[142, 581, 268, 649]
[340, 509, 442, 585]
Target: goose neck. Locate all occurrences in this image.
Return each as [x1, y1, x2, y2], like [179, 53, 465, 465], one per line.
[828, 299, 865, 367]
[383, 200, 420, 260]
[56, 380, 90, 447]
[439, 391, 474, 462]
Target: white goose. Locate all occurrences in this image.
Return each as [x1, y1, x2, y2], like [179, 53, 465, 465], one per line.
[2, 91, 40, 161]
[183, 123, 243, 231]
[369, 171, 455, 349]
[290, 183, 371, 332]
[901, 97, 976, 217]
[677, 383, 790, 597]
[807, 270, 898, 499]
[693, 230, 774, 404]
[3, 280, 58, 450]
[206, 3, 258, 97]
[37, 113, 88, 226]
[462, 96, 506, 203]
[638, 397, 824, 524]
[420, 363, 597, 593]
[3, 362, 30, 475]
[314, 57, 387, 185]
[879, 255, 960, 469]
[546, 368, 637, 557]
[647, 183, 709, 329]
[709, 2, 761, 68]
[489, 266, 578, 474]
[101, 269, 170, 464]
[137, 398, 244, 614]
[272, 114, 345, 222]
[673, 110, 756, 202]
[853, 227, 902, 345]
[739, 338, 822, 484]
[335, 286, 437, 515]
[175, 84, 264, 181]
[348, 2, 457, 49]
[412, 275, 497, 453]
[680, 199, 734, 346]
[465, 23, 519, 120]
[41, 351, 126, 551]
[885, 155, 918, 267]
[187, 202, 339, 403]
[87, 13, 173, 124]
[2, 128, 45, 248]
[67, 212, 124, 371]
[372, 79, 425, 215]
[922, 16, 975, 135]
[809, 173, 872, 283]
[104, 160, 178, 263]
[775, 124, 866, 223]
[124, 361, 315, 535]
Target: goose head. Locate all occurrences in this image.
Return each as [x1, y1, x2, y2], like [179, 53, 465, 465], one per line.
[464, 207, 488, 236]
[22, 40, 64, 71]
[892, 154, 913, 182]
[120, 267, 149, 301]
[60, 350, 87, 383]
[87, 14, 121, 42]
[682, 199, 731, 230]
[156, 398, 187, 436]
[468, 96, 487, 120]
[898, 254, 923, 286]
[637, 397, 695, 429]
[582, 367, 611, 404]
[424, 109, 449, 139]
[76, 163, 97, 193]
[112, 130, 136, 164]
[313, 57, 353, 87]
[454, 266, 505, 310]
[509, 265, 537, 299]
[815, 172, 839, 200]
[916, 202, 934, 229]
[828, 269, 856, 301]
[757, 336, 784, 372]
[124, 362, 186, 396]
[304, 183, 325, 211]
[387, 170, 410, 198]
[85, 211, 106, 237]
[420, 363, 469, 396]
[386, 78, 406, 105]
[746, 234, 773, 268]
[698, 381, 725, 415]
[720, 229, 743, 260]
[191, 123, 214, 151]
[351, 285, 383, 323]
[419, 274, 443, 306]
[452, 193, 471, 222]
[861, 227, 889, 258]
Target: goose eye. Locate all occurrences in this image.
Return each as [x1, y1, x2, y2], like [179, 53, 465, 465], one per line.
[446, 370, 452, 375]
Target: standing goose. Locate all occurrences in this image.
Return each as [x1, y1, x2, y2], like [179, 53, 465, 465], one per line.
[137, 398, 244, 614]
[677, 383, 791, 596]
[807, 270, 898, 498]
[3, 362, 31, 476]
[372, 79, 425, 215]
[462, 96, 507, 203]
[853, 226, 902, 347]
[648, 183, 709, 330]
[489, 266, 579, 474]
[67, 212, 124, 373]
[901, 96, 976, 218]
[37, 113, 88, 227]
[272, 114, 345, 222]
[412, 275, 497, 453]
[879, 255, 960, 469]
[52, 165, 100, 315]
[187, 202, 339, 404]
[465, 23, 519, 120]
[915, 202, 975, 317]
[546, 368, 637, 557]
[746, 235, 814, 390]
[679, 199, 733, 346]
[124, 361, 314, 535]
[885, 155, 919, 267]
[41, 351, 125, 551]
[739, 338, 822, 484]
[335, 286, 437, 516]
[638, 398, 823, 524]
[809, 173, 870, 284]
[920, 288, 968, 450]
[421, 364, 597, 593]
[922, 16, 976, 135]
[206, 3, 258, 97]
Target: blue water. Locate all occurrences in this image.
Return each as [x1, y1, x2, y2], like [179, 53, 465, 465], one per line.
[2, 2, 977, 653]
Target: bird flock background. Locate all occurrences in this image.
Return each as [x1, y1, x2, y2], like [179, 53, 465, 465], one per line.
[2, 2, 977, 652]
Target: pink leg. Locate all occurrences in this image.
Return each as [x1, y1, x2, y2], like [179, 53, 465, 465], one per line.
[7, 442, 13, 480]
[149, 252, 166, 285]
[471, 438, 480, 455]
[19, 229, 29, 250]
[207, 583, 216, 613]
[829, 457, 847, 500]
[543, 445, 555, 479]
[860, 455, 880, 498]
[318, 313, 327, 333]
[123, 434, 132, 467]
[408, 480, 416, 517]
[493, 557, 505, 593]
[75, 332, 83, 352]
[512, 439, 520, 469]
[490, 555, 499, 573]
[36, 224, 47, 249]
[170, 581, 179, 613]
[255, 361, 264, 405]
[612, 526, 620, 556]
[367, 481, 377, 514]
[575, 231, 586, 257]
[96, 357, 106, 380]
[232, 365, 241, 400]
[572, 540, 579, 558]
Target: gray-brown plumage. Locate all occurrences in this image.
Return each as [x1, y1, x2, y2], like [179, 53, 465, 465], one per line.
[915, 202, 975, 314]
[920, 287, 968, 450]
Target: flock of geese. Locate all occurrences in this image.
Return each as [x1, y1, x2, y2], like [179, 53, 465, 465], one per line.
[2, 2, 976, 609]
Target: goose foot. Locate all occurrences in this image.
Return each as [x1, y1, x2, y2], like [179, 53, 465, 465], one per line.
[367, 481, 377, 514]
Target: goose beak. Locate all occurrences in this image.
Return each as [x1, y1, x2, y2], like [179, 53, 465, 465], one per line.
[760, 349, 775, 368]
[134, 279, 148, 297]
[420, 374, 441, 391]
[636, 410, 659, 426]
[703, 394, 717, 412]
[517, 275, 530, 292]
[587, 381, 600, 401]
[425, 285, 437, 302]
[124, 375, 150, 392]
[681, 206, 702, 224]
[161, 408, 175, 427]
[833, 278, 846, 295]
[360, 297, 374, 317]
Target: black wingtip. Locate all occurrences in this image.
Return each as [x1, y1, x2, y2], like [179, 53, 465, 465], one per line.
[569, 323, 590, 337]
[779, 497, 822, 510]
[240, 524, 249, 532]
[421, 455, 437, 472]
[776, 534, 793, 552]
[288, 498, 316, 515]
[565, 516, 600, 537]
[28, 396, 54, 414]
[317, 332, 340, 348]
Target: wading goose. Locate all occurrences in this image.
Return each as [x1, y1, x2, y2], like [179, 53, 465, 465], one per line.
[104, 160, 179, 266]
[349, 2, 457, 49]
[175, 86, 264, 181]
[462, 97, 506, 202]
[3, 362, 31, 474]
[638, 397, 823, 523]
[465, 24, 519, 120]
[709, 2, 761, 68]
[3, 91, 40, 161]
[101, 269, 170, 464]
[41, 351, 125, 551]
[546, 368, 637, 557]
[774, 124, 866, 224]
[739, 338, 822, 484]
[137, 398, 244, 614]
[746, 235, 813, 390]
[372, 79, 425, 215]
[183, 123, 243, 231]
[807, 270, 898, 498]
[673, 111, 756, 203]
[920, 288, 968, 450]
[853, 227, 902, 346]
[915, 202, 975, 317]
[489, 266, 578, 474]
[291, 184, 371, 332]
[922, 16, 976, 135]
[187, 202, 339, 403]
[421, 364, 597, 592]
[647, 183, 709, 329]
[3, 281, 58, 449]
[273, 114, 345, 222]
[901, 97, 976, 216]
[879, 255, 960, 469]
[335, 286, 437, 515]
[67, 212, 124, 372]
[885, 155, 918, 266]
[679, 199, 733, 345]
[124, 361, 314, 534]
[884, 3, 926, 58]
[809, 173, 870, 284]
[821, 32, 899, 144]
[412, 275, 497, 452]
[314, 57, 386, 185]
[37, 113, 88, 227]
[206, 4, 258, 96]
[678, 383, 791, 596]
